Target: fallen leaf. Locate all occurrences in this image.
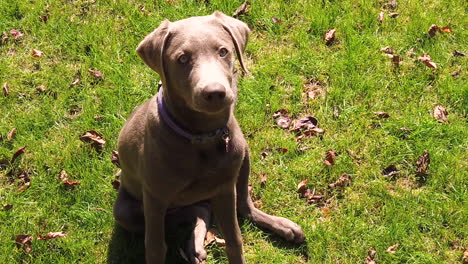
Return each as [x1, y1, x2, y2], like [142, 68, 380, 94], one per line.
[299, 146, 310, 151]
[271, 17, 282, 24]
[416, 150, 430, 176]
[15, 234, 33, 253]
[453, 50, 465, 57]
[307, 194, 324, 204]
[296, 127, 324, 141]
[462, 249, 468, 263]
[39, 14, 48, 22]
[260, 151, 269, 160]
[323, 150, 337, 166]
[32, 49, 44, 58]
[392, 55, 402, 67]
[291, 116, 318, 132]
[365, 248, 377, 264]
[324, 28, 336, 45]
[10, 29, 23, 39]
[451, 68, 461, 77]
[79, 130, 106, 151]
[433, 105, 448, 123]
[88, 69, 103, 79]
[303, 80, 325, 100]
[111, 180, 120, 190]
[373, 111, 390, 118]
[37, 231, 66, 240]
[259, 173, 267, 186]
[378, 11, 384, 23]
[328, 173, 351, 188]
[3, 82, 9, 96]
[301, 188, 312, 199]
[4, 204, 13, 210]
[279, 148, 288, 153]
[58, 169, 80, 187]
[297, 179, 308, 194]
[333, 106, 340, 117]
[17, 181, 31, 193]
[418, 54, 438, 69]
[321, 207, 331, 217]
[388, 12, 399, 18]
[382, 0, 398, 10]
[7, 128, 16, 141]
[205, 228, 225, 247]
[441, 27, 452, 33]
[36, 85, 47, 93]
[386, 243, 399, 254]
[1, 31, 9, 43]
[111, 150, 120, 168]
[381, 46, 395, 55]
[71, 78, 80, 86]
[382, 165, 399, 177]
[273, 109, 292, 129]
[11, 146, 26, 163]
[232, 1, 250, 18]
[428, 24, 439, 37]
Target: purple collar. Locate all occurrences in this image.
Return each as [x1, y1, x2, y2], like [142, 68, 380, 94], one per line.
[156, 88, 230, 149]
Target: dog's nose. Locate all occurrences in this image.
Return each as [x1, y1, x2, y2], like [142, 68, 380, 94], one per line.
[202, 83, 226, 102]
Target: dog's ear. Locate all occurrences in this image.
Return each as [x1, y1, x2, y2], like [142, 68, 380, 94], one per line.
[136, 20, 171, 81]
[213, 11, 250, 74]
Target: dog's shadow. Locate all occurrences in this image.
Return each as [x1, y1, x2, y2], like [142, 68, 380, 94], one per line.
[107, 223, 191, 264]
[107, 220, 308, 264]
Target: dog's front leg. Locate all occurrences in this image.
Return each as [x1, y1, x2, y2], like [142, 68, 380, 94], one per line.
[143, 189, 168, 264]
[212, 186, 245, 264]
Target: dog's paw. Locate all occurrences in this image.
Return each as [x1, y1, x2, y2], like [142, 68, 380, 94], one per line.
[182, 240, 207, 264]
[274, 217, 306, 244]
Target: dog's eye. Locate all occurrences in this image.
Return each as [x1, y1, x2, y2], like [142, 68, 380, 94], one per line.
[178, 54, 189, 64]
[219, 48, 228, 57]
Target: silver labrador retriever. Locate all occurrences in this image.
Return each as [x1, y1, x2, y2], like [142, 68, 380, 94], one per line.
[113, 11, 305, 264]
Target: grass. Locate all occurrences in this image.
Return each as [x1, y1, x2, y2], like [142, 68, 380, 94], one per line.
[0, 0, 466, 263]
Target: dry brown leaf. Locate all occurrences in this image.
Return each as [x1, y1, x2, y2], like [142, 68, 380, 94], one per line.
[307, 194, 324, 204]
[418, 54, 437, 69]
[462, 249, 468, 263]
[71, 78, 80, 86]
[271, 17, 282, 24]
[79, 130, 106, 151]
[382, 0, 398, 10]
[392, 55, 402, 67]
[205, 228, 216, 246]
[232, 1, 250, 18]
[7, 128, 16, 141]
[428, 24, 439, 37]
[3, 82, 9, 96]
[325, 28, 336, 45]
[15, 234, 33, 253]
[260, 151, 269, 160]
[3, 204, 13, 210]
[365, 248, 377, 264]
[111, 150, 120, 168]
[58, 170, 80, 187]
[17, 181, 31, 193]
[451, 68, 461, 77]
[333, 106, 340, 117]
[11, 146, 26, 163]
[299, 146, 310, 151]
[388, 12, 399, 18]
[291, 116, 318, 132]
[380, 46, 395, 55]
[32, 49, 44, 58]
[373, 111, 390, 118]
[295, 127, 324, 141]
[1, 31, 9, 43]
[36, 85, 47, 93]
[433, 105, 448, 123]
[453, 50, 465, 57]
[382, 165, 399, 177]
[324, 150, 337, 166]
[303, 80, 325, 100]
[378, 11, 384, 23]
[416, 150, 430, 176]
[111, 180, 120, 190]
[273, 109, 292, 129]
[37, 231, 66, 240]
[10, 29, 23, 39]
[386, 243, 399, 254]
[441, 27, 452, 33]
[259, 173, 267, 186]
[328, 173, 351, 188]
[297, 179, 308, 194]
[88, 69, 103, 78]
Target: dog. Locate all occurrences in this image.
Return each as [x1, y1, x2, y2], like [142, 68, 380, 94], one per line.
[113, 11, 305, 264]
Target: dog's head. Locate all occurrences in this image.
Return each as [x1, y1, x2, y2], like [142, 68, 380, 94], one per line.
[136, 11, 250, 114]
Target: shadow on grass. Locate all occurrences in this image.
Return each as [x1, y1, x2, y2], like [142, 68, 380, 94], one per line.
[107, 218, 307, 264]
[106, 223, 191, 264]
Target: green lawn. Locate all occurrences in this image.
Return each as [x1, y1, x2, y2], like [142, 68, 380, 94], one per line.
[1, 0, 466, 263]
